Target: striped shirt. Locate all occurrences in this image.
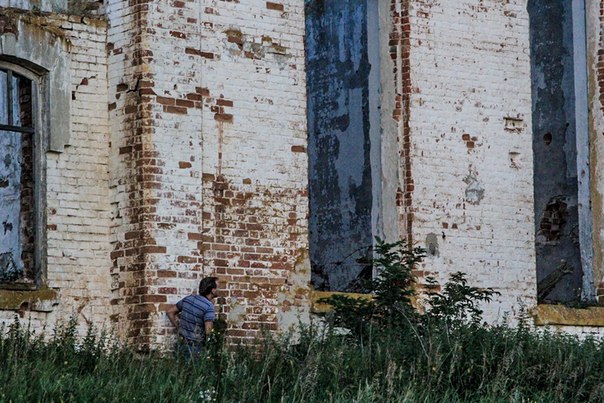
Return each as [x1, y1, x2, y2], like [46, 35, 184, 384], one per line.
[176, 295, 215, 343]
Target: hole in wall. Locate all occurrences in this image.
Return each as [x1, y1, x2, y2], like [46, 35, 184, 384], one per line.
[539, 198, 568, 242]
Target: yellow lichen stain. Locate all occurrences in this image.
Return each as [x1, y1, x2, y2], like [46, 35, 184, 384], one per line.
[288, 248, 310, 298]
[310, 291, 422, 314]
[531, 304, 604, 327]
[586, 30, 603, 296]
[270, 44, 287, 55]
[224, 28, 243, 41]
[0, 287, 59, 310]
[310, 291, 373, 314]
[2, 8, 106, 51]
[293, 248, 309, 272]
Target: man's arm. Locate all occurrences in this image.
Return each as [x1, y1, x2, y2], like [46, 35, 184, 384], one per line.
[204, 320, 214, 334]
[166, 304, 180, 329]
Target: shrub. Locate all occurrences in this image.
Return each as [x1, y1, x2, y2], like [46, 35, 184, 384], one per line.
[319, 237, 424, 336]
[424, 271, 500, 326]
[320, 237, 498, 335]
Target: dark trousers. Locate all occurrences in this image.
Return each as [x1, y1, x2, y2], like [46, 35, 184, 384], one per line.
[177, 337, 204, 362]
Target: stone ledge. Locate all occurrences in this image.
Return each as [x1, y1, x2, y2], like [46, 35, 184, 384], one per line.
[310, 291, 373, 314]
[531, 304, 604, 327]
[0, 288, 59, 312]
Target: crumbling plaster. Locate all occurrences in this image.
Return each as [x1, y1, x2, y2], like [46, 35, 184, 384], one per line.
[3, 0, 604, 347]
[0, 11, 71, 151]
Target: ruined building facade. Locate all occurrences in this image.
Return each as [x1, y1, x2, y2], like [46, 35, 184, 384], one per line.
[1, 0, 604, 349]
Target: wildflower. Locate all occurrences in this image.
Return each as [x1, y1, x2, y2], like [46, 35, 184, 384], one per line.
[199, 388, 216, 402]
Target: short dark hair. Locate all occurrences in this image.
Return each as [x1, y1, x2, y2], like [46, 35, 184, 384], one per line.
[198, 276, 218, 297]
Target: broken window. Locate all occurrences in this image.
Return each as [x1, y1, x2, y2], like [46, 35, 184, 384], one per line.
[305, 0, 382, 292]
[529, 0, 593, 304]
[0, 66, 36, 287]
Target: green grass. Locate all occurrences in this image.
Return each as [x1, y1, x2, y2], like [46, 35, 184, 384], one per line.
[2, 317, 604, 402]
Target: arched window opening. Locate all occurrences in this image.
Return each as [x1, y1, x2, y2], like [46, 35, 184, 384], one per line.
[0, 66, 38, 287]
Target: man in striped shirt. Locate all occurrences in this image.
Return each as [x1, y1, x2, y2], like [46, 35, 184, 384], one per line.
[167, 276, 218, 359]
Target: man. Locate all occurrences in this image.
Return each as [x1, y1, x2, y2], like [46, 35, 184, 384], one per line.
[166, 276, 218, 359]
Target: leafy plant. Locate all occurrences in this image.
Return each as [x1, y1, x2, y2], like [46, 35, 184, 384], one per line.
[320, 238, 503, 335]
[424, 271, 500, 326]
[320, 237, 425, 335]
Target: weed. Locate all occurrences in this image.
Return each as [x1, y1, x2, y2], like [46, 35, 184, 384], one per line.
[2, 239, 603, 401]
[1, 314, 604, 401]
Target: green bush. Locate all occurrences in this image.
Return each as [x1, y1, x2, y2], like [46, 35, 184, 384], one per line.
[320, 238, 499, 334]
[319, 238, 423, 336]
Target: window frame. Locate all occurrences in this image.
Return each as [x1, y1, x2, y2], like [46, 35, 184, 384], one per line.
[0, 60, 47, 291]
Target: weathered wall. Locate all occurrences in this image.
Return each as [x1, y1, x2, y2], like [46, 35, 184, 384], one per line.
[306, 0, 374, 292]
[106, 0, 159, 350]
[106, 0, 309, 348]
[0, 0, 104, 15]
[0, 11, 114, 334]
[528, 0, 582, 304]
[1, 0, 62, 12]
[4, 0, 604, 345]
[169, 0, 309, 345]
[592, 0, 604, 303]
[407, 0, 537, 321]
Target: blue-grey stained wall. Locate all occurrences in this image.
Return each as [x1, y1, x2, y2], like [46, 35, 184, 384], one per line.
[528, 0, 583, 303]
[306, 0, 376, 291]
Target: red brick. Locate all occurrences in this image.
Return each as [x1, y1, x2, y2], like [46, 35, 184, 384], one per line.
[266, 2, 284, 11]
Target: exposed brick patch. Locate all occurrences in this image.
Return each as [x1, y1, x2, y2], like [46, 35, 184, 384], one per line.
[169, 30, 186, 39]
[199, 175, 307, 343]
[214, 113, 233, 123]
[266, 2, 284, 12]
[222, 27, 290, 60]
[390, 0, 414, 245]
[185, 47, 215, 59]
[0, 12, 18, 37]
[461, 133, 478, 150]
[107, 0, 159, 352]
[216, 99, 233, 107]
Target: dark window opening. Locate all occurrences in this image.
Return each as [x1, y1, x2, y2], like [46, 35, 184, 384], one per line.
[0, 68, 36, 285]
[529, 0, 592, 304]
[305, 0, 381, 292]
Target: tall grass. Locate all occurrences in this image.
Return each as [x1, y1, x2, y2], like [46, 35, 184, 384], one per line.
[2, 316, 604, 402]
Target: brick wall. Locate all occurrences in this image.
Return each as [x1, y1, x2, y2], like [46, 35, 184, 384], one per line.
[593, 0, 604, 304]
[4, 0, 604, 345]
[407, 0, 537, 321]
[0, 12, 114, 334]
[47, 15, 112, 330]
[106, 0, 159, 349]
[106, 0, 309, 348]
[148, 0, 309, 346]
